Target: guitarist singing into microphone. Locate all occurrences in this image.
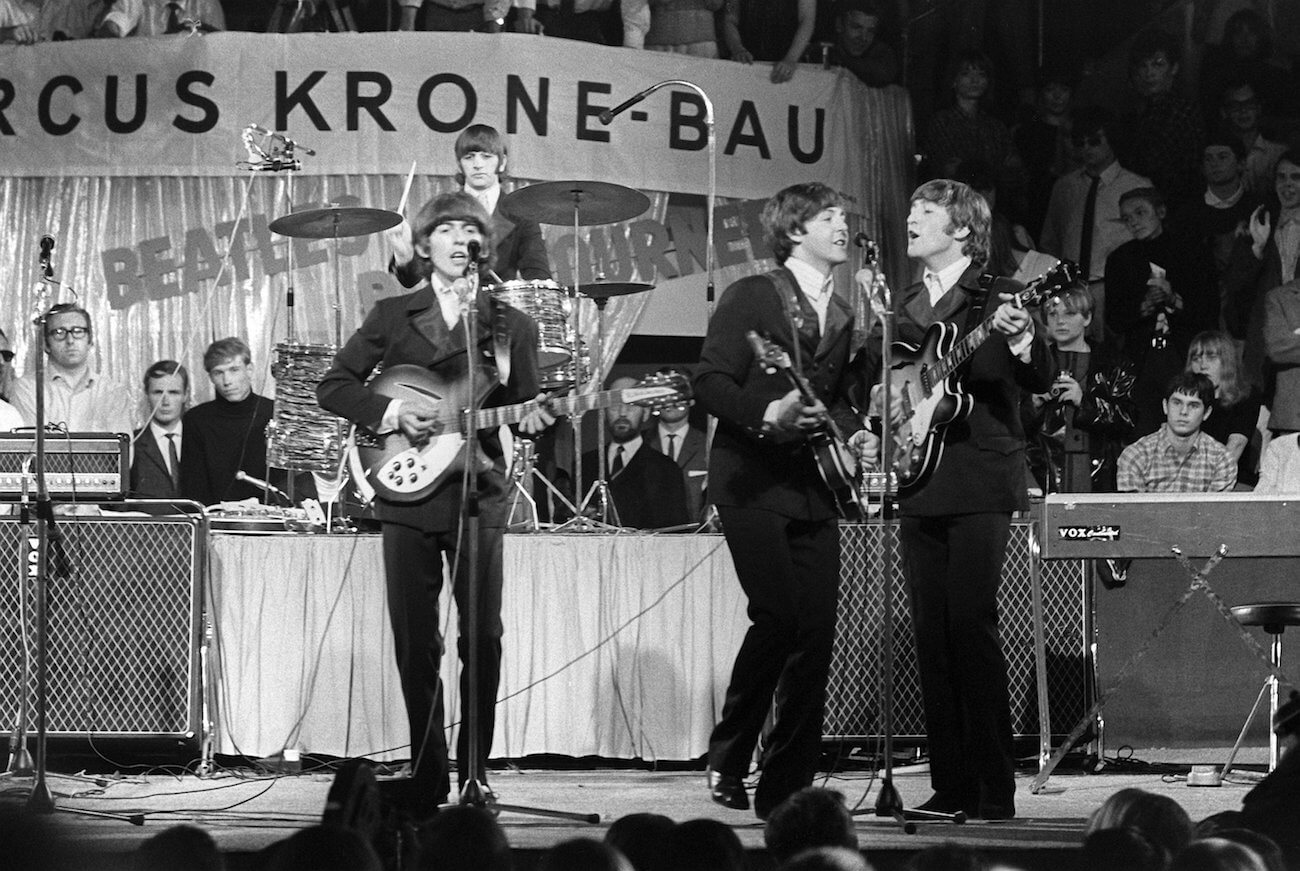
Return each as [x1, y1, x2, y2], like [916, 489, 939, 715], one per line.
[867, 179, 1055, 820]
[318, 191, 553, 818]
[694, 182, 874, 820]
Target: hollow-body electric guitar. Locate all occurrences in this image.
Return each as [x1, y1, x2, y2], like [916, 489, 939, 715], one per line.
[745, 331, 861, 516]
[889, 261, 1079, 496]
[350, 365, 691, 503]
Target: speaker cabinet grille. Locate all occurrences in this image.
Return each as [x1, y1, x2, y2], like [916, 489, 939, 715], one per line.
[0, 515, 202, 738]
[825, 520, 1090, 741]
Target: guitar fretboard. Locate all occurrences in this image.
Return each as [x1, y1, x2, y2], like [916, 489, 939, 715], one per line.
[466, 389, 627, 432]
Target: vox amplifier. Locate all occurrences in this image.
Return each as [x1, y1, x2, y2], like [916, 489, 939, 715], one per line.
[0, 432, 130, 500]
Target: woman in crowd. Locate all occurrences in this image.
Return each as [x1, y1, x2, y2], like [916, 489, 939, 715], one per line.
[1186, 331, 1263, 486]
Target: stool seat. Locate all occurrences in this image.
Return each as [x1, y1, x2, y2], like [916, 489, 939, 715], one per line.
[1230, 602, 1300, 634]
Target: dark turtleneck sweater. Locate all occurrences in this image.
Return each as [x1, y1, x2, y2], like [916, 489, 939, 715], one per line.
[179, 391, 276, 506]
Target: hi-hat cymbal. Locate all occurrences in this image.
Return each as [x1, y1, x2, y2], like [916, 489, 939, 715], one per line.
[502, 181, 651, 226]
[579, 282, 654, 299]
[269, 205, 403, 239]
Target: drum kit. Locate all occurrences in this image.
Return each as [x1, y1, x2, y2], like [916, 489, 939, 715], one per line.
[263, 178, 659, 524]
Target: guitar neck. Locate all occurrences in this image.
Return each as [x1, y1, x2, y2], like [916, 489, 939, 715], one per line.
[469, 389, 620, 430]
[928, 284, 1036, 384]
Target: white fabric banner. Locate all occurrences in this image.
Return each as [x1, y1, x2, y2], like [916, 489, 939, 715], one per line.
[3, 31, 884, 204]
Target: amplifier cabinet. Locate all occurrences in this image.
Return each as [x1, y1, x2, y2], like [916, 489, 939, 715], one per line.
[0, 514, 203, 738]
[825, 519, 1091, 741]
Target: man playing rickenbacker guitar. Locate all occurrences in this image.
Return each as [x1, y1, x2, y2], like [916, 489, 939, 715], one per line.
[864, 179, 1055, 821]
[694, 182, 877, 819]
[318, 191, 554, 818]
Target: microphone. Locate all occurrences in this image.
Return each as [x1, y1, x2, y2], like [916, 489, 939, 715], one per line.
[599, 83, 660, 125]
[247, 123, 317, 156]
[235, 470, 291, 504]
[467, 239, 482, 263]
[853, 232, 871, 248]
[38, 235, 54, 277]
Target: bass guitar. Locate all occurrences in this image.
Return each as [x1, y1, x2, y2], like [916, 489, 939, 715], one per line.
[745, 331, 862, 516]
[350, 365, 691, 503]
[889, 260, 1079, 496]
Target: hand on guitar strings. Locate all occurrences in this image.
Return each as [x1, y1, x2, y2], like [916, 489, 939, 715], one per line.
[519, 393, 557, 435]
[869, 382, 907, 427]
[773, 388, 828, 435]
[991, 292, 1033, 340]
[398, 398, 442, 447]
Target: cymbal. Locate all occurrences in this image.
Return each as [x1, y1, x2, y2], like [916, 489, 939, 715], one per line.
[269, 205, 403, 239]
[578, 282, 654, 299]
[501, 181, 650, 226]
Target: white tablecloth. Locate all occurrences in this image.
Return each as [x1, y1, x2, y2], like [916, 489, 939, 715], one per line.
[208, 532, 746, 762]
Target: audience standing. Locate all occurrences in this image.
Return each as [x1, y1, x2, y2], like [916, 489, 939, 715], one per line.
[96, 0, 225, 35]
[827, 0, 898, 87]
[721, 0, 815, 83]
[1218, 79, 1288, 204]
[1013, 65, 1078, 239]
[923, 50, 1021, 193]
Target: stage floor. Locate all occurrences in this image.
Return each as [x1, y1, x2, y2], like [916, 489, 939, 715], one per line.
[0, 748, 1270, 870]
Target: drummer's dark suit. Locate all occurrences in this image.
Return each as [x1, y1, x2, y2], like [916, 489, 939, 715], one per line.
[393, 202, 551, 286]
[693, 266, 865, 817]
[317, 284, 539, 806]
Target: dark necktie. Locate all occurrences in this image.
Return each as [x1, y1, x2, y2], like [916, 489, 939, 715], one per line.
[166, 433, 181, 490]
[610, 446, 625, 476]
[665, 433, 677, 463]
[1078, 173, 1101, 280]
[165, 1, 183, 33]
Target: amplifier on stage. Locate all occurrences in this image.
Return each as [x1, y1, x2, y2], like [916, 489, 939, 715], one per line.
[0, 432, 130, 500]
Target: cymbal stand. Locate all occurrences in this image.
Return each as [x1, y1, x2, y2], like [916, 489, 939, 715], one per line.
[505, 439, 577, 530]
[555, 193, 621, 532]
[450, 268, 597, 824]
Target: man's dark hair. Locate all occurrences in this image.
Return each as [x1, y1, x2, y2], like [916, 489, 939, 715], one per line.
[453, 123, 508, 186]
[836, 0, 884, 21]
[1164, 372, 1215, 408]
[203, 337, 251, 373]
[1128, 28, 1181, 70]
[1119, 186, 1166, 214]
[143, 360, 190, 393]
[664, 819, 746, 871]
[412, 190, 498, 273]
[1072, 106, 1116, 142]
[1274, 149, 1300, 177]
[909, 178, 992, 266]
[761, 181, 843, 264]
[604, 813, 674, 871]
[135, 824, 224, 871]
[1203, 128, 1249, 162]
[417, 806, 512, 871]
[764, 787, 858, 863]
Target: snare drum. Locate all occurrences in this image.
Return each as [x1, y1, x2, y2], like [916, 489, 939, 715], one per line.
[489, 279, 572, 368]
[540, 341, 591, 390]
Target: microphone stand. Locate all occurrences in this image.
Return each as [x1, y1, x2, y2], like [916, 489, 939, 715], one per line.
[449, 261, 596, 824]
[598, 80, 718, 532]
[11, 241, 141, 825]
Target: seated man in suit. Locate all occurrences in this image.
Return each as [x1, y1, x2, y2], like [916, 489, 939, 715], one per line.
[387, 123, 551, 286]
[585, 375, 689, 530]
[130, 360, 188, 500]
[644, 368, 708, 521]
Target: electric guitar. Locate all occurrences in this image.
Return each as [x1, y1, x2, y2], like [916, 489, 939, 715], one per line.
[350, 365, 691, 503]
[889, 260, 1080, 496]
[745, 331, 862, 516]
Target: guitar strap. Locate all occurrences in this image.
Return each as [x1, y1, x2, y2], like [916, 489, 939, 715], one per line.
[953, 275, 991, 379]
[765, 268, 819, 375]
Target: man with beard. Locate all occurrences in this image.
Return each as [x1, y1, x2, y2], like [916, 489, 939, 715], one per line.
[583, 375, 689, 530]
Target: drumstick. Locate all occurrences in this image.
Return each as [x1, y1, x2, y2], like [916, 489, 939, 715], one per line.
[396, 159, 417, 217]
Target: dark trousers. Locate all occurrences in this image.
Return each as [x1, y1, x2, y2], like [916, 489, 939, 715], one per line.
[898, 512, 1016, 808]
[381, 519, 505, 801]
[708, 506, 840, 814]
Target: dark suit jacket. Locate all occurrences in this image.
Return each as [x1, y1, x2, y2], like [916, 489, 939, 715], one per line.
[130, 426, 181, 499]
[646, 424, 707, 520]
[582, 442, 690, 530]
[393, 201, 551, 287]
[866, 264, 1054, 516]
[317, 284, 540, 532]
[693, 266, 864, 521]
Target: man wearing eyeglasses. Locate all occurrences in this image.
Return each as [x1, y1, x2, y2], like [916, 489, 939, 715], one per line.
[10, 303, 135, 435]
[0, 327, 15, 401]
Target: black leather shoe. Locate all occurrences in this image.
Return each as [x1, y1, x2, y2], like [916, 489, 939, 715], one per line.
[707, 769, 749, 811]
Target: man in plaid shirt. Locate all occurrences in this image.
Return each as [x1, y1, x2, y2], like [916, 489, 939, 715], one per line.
[1117, 371, 1237, 493]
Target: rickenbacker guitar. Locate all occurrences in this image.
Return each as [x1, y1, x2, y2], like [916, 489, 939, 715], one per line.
[746, 331, 862, 516]
[889, 260, 1079, 496]
[350, 365, 691, 503]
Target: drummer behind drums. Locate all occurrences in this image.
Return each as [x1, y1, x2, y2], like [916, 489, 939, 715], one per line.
[385, 123, 551, 286]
